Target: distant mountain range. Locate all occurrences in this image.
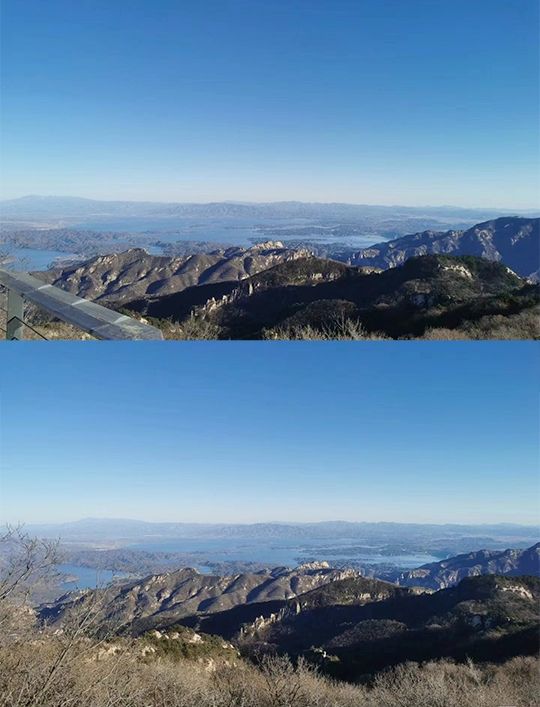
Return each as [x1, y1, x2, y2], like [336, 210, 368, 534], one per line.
[2, 195, 532, 224]
[350, 217, 539, 280]
[24, 517, 539, 546]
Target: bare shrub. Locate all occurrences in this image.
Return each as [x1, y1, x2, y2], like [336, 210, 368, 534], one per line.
[155, 313, 222, 340]
[0, 526, 60, 642]
[423, 305, 540, 340]
[0, 526, 59, 604]
[368, 657, 540, 707]
[265, 316, 388, 341]
[0, 639, 538, 707]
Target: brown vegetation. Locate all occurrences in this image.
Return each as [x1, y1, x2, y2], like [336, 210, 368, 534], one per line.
[423, 305, 540, 340]
[0, 637, 538, 707]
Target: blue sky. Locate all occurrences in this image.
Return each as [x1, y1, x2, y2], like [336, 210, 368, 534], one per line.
[1, 0, 538, 207]
[0, 342, 538, 525]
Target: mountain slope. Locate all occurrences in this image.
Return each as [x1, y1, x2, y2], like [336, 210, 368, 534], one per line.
[177, 575, 411, 640]
[349, 217, 539, 279]
[34, 241, 310, 304]
[125, 253, 536, 339]
[394, 543, 540, 590]
[39, 563, 357, 635]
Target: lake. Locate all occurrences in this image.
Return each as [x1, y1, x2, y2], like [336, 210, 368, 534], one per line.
[2, 245, 77, 271]
[3, 217, 384, 269]
[54, 536, 441, 591]
[72, 216, 383, 249]
[129, 537, 440, 570]
[56, 563, 123, 591]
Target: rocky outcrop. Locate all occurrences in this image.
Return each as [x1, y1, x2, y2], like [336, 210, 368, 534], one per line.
[238, 576, 406, 641]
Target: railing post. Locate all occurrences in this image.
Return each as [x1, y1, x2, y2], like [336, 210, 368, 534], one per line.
[0, 268, 163, 340]
[6, 288, 24, 340]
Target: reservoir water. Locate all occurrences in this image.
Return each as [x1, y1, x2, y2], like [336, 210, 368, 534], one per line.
[3, 217, 384, 270]
[56, 563, 121, 591]
[55, 537, 440, 591]
[2, 245, 77, 271]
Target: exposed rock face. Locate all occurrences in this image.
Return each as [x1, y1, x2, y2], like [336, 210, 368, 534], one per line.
[235, 575, 540, 676]
[39, 564, 358, 635]
[239, 576, 407, 640]
[34, 241, 311, 304]
[349, 217, 539, 279]
[184, 575, 413, 642]
[395, 543, 540, 590]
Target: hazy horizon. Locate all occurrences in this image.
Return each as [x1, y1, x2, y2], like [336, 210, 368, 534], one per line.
[2, 193, 539, 212]
[10, 516, 539, 529]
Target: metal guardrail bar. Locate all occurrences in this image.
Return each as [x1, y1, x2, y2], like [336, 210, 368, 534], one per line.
[0, 269, 163, 340]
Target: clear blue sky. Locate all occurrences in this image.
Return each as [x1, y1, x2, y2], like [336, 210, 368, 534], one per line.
[0, 342, 538, 525]
[1, 0, 538, 207]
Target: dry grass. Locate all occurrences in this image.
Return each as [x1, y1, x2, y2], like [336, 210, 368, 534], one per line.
[0, 636, 538, 707]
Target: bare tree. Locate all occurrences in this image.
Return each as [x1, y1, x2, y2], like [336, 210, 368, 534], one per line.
[0, 525, 60, 640]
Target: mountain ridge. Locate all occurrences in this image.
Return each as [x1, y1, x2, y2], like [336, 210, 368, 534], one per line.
[4, 195, 536, 216]
[350, 217, 539, 279]
[393, 543, 540, 590]
[235, 574, 540, 679]
[39, 544, 540, 638]
[39, 563, 359, 635]
[139, 253, 534, 339]
[34, 241, 310, 304]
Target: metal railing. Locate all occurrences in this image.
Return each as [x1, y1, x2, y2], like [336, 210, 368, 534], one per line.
[0, 269, 163, 341]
